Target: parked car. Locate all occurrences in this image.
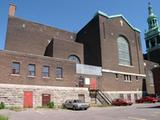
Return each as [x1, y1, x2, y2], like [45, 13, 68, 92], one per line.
[156, 95, 160, 102]
[136, 96, 158, 103]
[112, 98, 133, 106]
[63, 99, 90, 110]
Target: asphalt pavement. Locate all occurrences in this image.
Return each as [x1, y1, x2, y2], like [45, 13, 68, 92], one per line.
[0, 103, 160, 120]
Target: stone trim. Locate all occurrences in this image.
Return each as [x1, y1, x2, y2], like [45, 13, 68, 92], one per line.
[97, 11, 141, 32]
[0, 84, 90, 108]
[0, 84, 88, 91]
[102, 69, 146, 77]
[103, 91, 142, 94]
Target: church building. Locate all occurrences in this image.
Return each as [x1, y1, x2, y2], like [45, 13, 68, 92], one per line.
[0, 3, 146, 108]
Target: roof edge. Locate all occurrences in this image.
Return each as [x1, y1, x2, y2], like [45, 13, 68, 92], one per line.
[97, 11, 141, 33]
[8, 16, 77, 35]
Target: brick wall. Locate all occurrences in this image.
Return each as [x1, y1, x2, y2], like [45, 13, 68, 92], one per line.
[101, 72, 143, 91]
[76, 16, 102, 66]
[144, 60, 159, 95]
[99, 15, 145, 75]
[76, 14, 145, 75]
[0, 50, 77, 87]
[5, 17, 82, 61]
[152, 67, 160, 95]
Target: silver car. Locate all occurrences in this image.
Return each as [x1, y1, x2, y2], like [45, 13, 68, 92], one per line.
[63, 99, 90, 110]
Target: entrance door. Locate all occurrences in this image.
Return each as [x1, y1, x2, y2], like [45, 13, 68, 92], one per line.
[90, 79, 97, 90]
[24, 91, 33, 108]
[42, 94, 51, 106]
[79, 76, 84, 87]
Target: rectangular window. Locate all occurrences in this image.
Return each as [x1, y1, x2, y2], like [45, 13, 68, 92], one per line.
[134, 94, 138, 100]
[78, 94, 85, 102]
[136, 76, 138, 80]
[28, 64, 36, 76]
[42, 66, 49, 77]
[12, 62, 20, 74]
[124, 75, 131, 82]
[119, 94, 124, 99]
[115, 73, 119, 79]
[56, 67, 63, 79]
[127, 94, 131, 100]
[129, 75, 131, 81]
[124, 75, 128, 80]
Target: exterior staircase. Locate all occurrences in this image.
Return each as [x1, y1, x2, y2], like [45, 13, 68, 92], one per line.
[89, 89, 112, 105]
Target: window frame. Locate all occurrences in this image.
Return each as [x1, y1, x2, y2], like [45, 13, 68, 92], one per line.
[117, 36, 132, 66]
[56, 67, 63, 79]
[42, 65, 50, 78]
[28, 64, 36, 77]
[115, 73, 119, 80]
[119, 94, 124, 99]
[11, 62, 20, 75]
[124, 75, 132, 82]
[127, 94, 131, 101]
[68, 55, 81, 64]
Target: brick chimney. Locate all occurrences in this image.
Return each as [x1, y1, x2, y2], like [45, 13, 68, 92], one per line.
[9, 3, 16, 16]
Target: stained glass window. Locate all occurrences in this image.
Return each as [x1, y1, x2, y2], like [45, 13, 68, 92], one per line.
[117, 36, 131, 65]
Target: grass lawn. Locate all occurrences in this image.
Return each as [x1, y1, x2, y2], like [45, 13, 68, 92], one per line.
[0, 115, 8, 120]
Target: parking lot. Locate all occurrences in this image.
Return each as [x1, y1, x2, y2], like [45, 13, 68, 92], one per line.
[0, 103, 160, 120]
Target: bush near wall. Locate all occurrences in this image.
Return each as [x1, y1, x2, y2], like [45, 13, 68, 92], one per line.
[0, 102, 5, 109]
[47, 101, 55, 108]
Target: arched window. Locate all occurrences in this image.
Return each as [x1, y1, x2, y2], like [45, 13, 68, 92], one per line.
[117, 36, 131, 66]
[68, 55, 81, 64]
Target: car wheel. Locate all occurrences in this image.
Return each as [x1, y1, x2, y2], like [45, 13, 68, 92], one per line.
[73, 106, 77, 110]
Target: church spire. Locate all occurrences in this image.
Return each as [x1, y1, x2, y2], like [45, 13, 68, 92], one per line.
[145, 1, 160, 62]
[148, 2, 154, 16]
[147, 2, 158, 30]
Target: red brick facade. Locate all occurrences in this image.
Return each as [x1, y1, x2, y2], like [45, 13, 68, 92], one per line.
[0, 50, 77, 87]
[0, 7, 148, 107]
[1, 11, 146, 92]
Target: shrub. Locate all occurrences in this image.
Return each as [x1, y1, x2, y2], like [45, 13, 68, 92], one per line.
[0, 102, 5, 109]
[0, 115, 8, 120]
[9, 106, 22, 112]
[47, 101, 54, 108]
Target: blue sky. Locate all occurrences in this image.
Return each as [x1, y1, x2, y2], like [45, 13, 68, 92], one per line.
[0, 0, 160, 53]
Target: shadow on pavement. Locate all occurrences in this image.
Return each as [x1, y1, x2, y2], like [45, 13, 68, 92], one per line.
[136, 105, 160, 109]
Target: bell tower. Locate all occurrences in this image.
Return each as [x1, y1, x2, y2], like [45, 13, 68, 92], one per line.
[145, 2, 160, 64]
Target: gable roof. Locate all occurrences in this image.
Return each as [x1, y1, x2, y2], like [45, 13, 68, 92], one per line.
[97, 11, 141, 32]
